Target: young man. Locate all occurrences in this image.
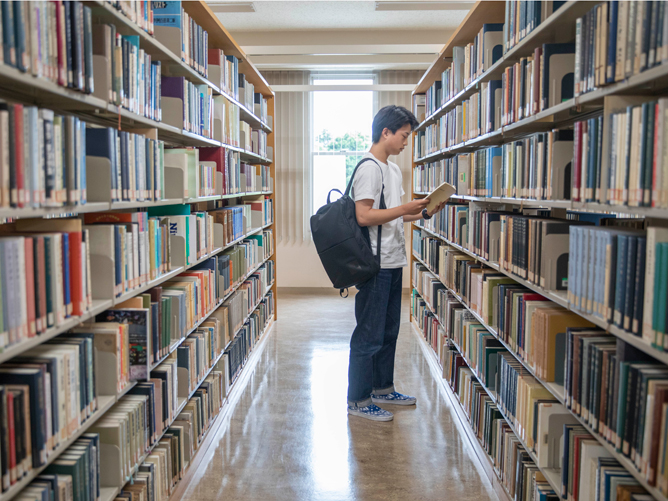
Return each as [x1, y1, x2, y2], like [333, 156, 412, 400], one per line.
[347, 105, 445, 422]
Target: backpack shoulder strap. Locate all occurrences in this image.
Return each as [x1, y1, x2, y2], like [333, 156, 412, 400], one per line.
[345, 157, 386, 264]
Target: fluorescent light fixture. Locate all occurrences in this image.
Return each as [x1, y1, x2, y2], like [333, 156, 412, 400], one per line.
[208, 2, 255, 13]
[375, 1, 474, 11]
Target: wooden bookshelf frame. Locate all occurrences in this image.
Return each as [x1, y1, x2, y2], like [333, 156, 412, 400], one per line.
[410, 2, 668, 501]
[0, 3, 278, 501]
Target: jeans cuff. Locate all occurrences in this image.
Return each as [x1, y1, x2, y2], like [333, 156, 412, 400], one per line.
[371, 385, 395, 396]
[348, 397, 373, 408]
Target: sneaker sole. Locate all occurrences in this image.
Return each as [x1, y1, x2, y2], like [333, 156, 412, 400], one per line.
[347, 408, 394, 421]
[371, 397, 417, 406]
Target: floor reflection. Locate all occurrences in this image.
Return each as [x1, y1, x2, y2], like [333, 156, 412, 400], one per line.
[177, 292, 497, 501]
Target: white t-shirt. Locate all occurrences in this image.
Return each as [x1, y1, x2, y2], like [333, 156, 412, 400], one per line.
[351, 152, 407, 269]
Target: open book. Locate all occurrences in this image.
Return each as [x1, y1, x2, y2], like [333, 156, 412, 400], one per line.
[424, 181, 457, 212]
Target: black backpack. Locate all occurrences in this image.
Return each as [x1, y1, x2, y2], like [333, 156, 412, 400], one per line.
[310, 158, 386, 293]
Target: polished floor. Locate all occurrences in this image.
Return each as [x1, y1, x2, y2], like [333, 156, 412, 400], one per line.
[178, 291, 497, 501]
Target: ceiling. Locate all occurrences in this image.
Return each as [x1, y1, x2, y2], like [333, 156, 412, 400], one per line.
[214, 1, 471, 30]
[208, 1, 472, 71]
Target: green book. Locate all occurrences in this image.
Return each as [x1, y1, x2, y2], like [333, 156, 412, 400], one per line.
[655, 243, 668, 347]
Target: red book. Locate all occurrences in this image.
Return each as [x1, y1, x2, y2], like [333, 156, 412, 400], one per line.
[35, 237, 47, 334]
[199, 147, 228, 195]
[12, 104, 24, 208]
[68, 231, 84, 317]
[6, 391, 15, 485]
[55, 1, 67, 86]
[24, 238, 36, 337]
[573, 121, 582, 202]
[83, 212, 142, 224]
[207, 49, 222, 66]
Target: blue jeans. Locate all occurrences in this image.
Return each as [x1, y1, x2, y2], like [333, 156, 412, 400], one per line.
[347, 268, 403, 406]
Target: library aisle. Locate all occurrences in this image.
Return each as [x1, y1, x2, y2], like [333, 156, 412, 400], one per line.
[175, 291, 497, 501]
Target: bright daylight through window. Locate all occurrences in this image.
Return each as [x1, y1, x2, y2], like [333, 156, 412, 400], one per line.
[312, 78, 374, 215]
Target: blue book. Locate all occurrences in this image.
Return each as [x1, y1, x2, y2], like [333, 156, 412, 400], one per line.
[0, 368, 47, 467]
[607, 1, 618, 83]
[643, 101, 655, 207]
[1, 2, 15, 67]
[633, 237, 647, 335]
[43, 235, 55, 327]
[61, 233, 71, 318]
[151, 0, 182, 28]
[614, 234, 629, 327]
[86, 127, 116, 200]
[623, 236, 638, 330]
[12, 2, 27, 72]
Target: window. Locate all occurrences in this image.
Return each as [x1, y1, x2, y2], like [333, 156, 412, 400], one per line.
[311, 76, 374, 215]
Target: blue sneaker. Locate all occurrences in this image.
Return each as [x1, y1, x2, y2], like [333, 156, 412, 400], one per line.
[371, 391, 417, 406]
[347, 403, 394, 421]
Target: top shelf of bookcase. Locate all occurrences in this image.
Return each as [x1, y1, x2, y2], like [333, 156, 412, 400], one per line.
[182, 1, 274, 97]
[85, 1, 273, 98]
[413, 0, 506, 94]
[413, 0, 600, 95]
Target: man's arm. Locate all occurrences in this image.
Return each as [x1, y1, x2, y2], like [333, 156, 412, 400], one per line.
[402, 201, 448, 222]
[355, 198, 429, 227]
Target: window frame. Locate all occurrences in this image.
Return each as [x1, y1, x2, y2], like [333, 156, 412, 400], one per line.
[309, 73, 378, 216]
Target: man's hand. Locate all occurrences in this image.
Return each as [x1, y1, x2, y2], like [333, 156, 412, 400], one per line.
[403, 198, 430, 215]
[427, 201, 447, 217]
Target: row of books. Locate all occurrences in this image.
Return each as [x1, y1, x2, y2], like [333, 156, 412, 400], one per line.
[0, 219, 94, 349]
[92, 24, 162, 120]
[146, 206, 215, 267]
[176, 5, 208, 78]
[575, 97, 668, 209]
[12, 434, 101, 501]
[120, 370, 226, 501]
[247, 128, 268, 159]
[239, 75, 256, 116]
[413, 230, 668, 496]
[84, 213, 171, 298]
[225, 292, 274, 387]
[421, 23, 503, 119]
[219, 239, 263, 297]
[106, 1, 154, 36]
[161, 76, 213, 139]
[415, 275, 658, 501]
[0, 102, 89, 209]
[216, 95, 241, 148]
[575, 2, 668, 97]
[1, 1, 94, 94]
[0, 335, 100, 489]
[87, 127, 165, 204]
[444, 344, 559, 500]
[415, 80, 503, 159]
[0, 261, 274, 497]
[208, 50, 239, 101]
[117, 295, 275, 501]
[412, 296, 561, 501]
[563, 328, 668, 495]
[413, 269, 656, 501]
[503, 1, 566, 54]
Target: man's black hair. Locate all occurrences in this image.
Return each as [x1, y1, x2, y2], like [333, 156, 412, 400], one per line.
[371, 105, 419, 143]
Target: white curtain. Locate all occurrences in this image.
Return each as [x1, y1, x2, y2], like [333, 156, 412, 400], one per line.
[263, 70, 311, 244]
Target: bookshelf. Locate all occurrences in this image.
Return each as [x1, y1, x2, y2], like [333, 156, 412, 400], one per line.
[411, 2, 668, 501]
[0, 1, 277, 501]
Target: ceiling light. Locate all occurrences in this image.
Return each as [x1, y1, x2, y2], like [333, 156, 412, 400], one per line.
[208, 2, 255, 13]
[375, 1, 474, 11]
